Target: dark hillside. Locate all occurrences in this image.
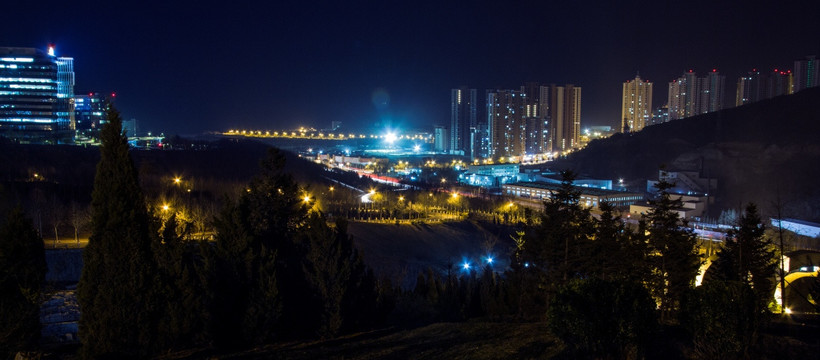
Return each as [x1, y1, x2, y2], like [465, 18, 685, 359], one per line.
[0, 139, 334, 212]
[347, 221, 518, 289]
[553, 87, 820, 221]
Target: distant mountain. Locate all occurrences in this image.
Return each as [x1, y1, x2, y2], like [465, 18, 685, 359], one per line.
[553, 87, 820, 221]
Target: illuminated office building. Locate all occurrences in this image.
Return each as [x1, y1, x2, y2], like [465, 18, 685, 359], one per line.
[74, 92, 110, 137]
[0, 45, 74, 143]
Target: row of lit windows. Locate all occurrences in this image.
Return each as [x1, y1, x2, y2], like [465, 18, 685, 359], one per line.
[0, 77, 53, 83]
[3, 84, 55, 90]
[0, 91, 55, 96]
[0, 110, 54, 116]
[0, 117, 56, 123]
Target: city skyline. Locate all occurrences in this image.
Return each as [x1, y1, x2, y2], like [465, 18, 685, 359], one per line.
[1, 1, 818, 135]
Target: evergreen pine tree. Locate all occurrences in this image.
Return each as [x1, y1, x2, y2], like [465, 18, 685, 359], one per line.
[301, 215, 379, 338]
[592, 202, 648, 282]
[520, 170, 594, 310]
[0, 207, 47, 356]
[334, 218, 379, 333]
[644, 178, 702, 321]
[77, 104, 159, 358]
[152, 214, 209, 349]
[714, 203, 777, 311]
[210, 148, 309, 347]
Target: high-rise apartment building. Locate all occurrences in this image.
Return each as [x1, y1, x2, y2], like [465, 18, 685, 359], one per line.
[668, 70, 724, 120]
[767, 69, 793, 98]
[547, 84, 581, 152]
[735, 69, 765, 106]
[450, 87, 477, 157]
[793, 55, 819, 93]
[474, 122, 491, 159]
[519, 83, 550, 155]
[434, 125, 448, 153]
[0, 45, 74, 143]
[483, 83, 577, 159]
[650, 105, 669, 126]
[736, 69, 793, 106]
[621, 74, 653, 132]
[487, 89, 526, 159]
[699, 70, 725, 114]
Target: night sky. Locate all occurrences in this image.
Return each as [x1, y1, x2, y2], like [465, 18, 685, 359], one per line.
[2, 1, 818, 135]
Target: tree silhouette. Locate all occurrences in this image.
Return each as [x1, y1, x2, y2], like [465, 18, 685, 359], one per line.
[713, 203, 777, 311]
[644, 178, 702, 321]
[0, 207, 46, 356]
[77, 104, 159, 358]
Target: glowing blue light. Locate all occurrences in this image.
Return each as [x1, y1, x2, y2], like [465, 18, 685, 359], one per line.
[413, 144, 421, 152]
[524, 262, 530, 268]
[462, 262, 470, 270]
[486, 256, 494, 264]
[385, 132, 397, 144]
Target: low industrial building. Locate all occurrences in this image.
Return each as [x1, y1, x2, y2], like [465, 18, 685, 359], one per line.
[502, 181, 644, 210]
[771, 218, 820, 238]
[459, 163, 520, 188]
[629, 194, 708, 219]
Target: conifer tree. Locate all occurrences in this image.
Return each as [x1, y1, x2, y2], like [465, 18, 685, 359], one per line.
[0, 207, 46, 356]
[521, 170, 594, 308]
[714, 203, 777, 311]
[644, 178, 701, 321]
[301, 216, 378, 338]
[592, 202, 648, 282]
[210, 148, 310, 346]
[77, 104, 159, 358]
[152, 214, 209, 349]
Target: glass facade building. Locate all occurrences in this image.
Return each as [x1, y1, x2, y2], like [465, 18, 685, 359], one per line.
[0, 46, 74, 143]
[74, 93, 108, 139]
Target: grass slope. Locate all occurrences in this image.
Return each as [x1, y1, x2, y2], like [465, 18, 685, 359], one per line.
[346, 221, 517, 289]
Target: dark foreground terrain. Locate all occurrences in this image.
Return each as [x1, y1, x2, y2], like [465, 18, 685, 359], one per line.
[146, 317, 816, 360]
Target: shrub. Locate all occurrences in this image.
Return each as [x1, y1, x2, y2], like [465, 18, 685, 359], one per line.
[547, 278, 657, 359]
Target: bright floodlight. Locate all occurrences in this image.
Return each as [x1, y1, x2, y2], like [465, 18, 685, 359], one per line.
[385, 132, 397, 144]
[486, 256, 494, 264]
[413, 144, 421, 152]
[303, 195, 310, 203]
[462, 262, 470, 270]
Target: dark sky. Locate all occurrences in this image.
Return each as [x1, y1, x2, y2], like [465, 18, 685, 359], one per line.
[2, 1, 818, 135]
